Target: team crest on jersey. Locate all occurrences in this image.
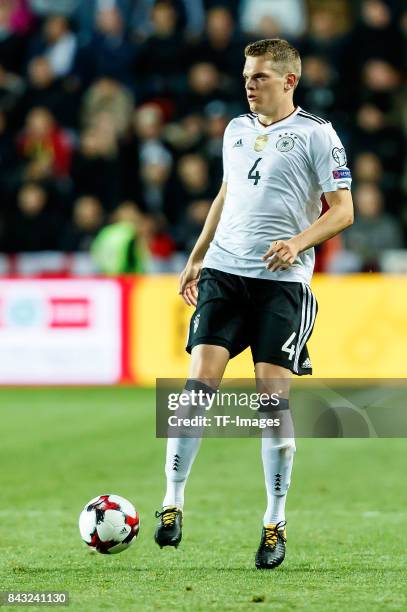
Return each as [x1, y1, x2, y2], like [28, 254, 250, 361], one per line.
[332, 147, 347, 166]
[254, 135, 269, 152]
[276, 133, 297, 152]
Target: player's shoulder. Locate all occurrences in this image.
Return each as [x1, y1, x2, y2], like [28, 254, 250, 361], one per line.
[222, 114, 256, 145]
[227, 113, 257, 131]
[296, 108, 330, 126]
[295, 109, 333, 134]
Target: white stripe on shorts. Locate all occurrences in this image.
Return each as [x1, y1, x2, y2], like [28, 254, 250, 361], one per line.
[294, 284, 317, 373]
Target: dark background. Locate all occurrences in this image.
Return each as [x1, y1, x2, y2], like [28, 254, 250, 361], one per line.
[0, 0, 405, 273]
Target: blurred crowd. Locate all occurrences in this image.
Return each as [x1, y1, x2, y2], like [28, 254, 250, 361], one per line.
[0, 0, 405, 273]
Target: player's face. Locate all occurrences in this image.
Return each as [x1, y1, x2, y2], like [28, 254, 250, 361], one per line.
[243, 56, 289, 114]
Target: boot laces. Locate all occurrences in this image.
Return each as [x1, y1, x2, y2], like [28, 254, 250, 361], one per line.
[155, 507, 178, 528]
[264, 520, 287, 548]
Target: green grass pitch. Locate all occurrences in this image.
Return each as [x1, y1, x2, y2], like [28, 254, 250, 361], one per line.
[0, 387, 406, 611]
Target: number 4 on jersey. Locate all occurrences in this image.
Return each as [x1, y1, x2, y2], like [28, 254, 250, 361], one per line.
[248, 158, 262, 185]
[282, 332, 296, 361]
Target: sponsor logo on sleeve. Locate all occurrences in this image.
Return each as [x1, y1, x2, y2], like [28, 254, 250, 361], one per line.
[332, 168, 352, 179]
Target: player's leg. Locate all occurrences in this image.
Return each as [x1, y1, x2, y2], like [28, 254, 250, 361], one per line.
[155, 268, 247, 548]
[254, 363, 294, 569]
[248, 279, 317, 568]
[155, 344, 230, 548]
[162, 344, 229, 510]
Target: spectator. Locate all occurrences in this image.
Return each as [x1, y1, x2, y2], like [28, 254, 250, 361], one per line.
[133, 103, 170, 160]
[296, 55, 340, 123]
[172, 153, 213, 226]
[0, 0, 404, 266]
[346, 0, 403, 69]
[359, 59, 401, 113]
[177, 62, 229, 118]
[300, 6, 349, 69]
[176, 152, 212, 199]
[29, 0, 79, 17]
[120, 104, 171, 201]
[17, 55, 77, 127]
[139, 212, 177, 272]
[71, 127, 121, 211]
[340, 183, 403, 270]
[0, 110, 18, 195]
[76, 5, 135, 87]
[60, 195, 104, 251]
[0, 0, 33, 72]
[174, 198, 211, 252]
[351, 104, 405, 195]
[186, 7, 246, 96]
[240, 0, 306, 38]
[8, 0, 34, 35]
[0, 63, 25, 113]
[5, 181, 62, 251]
[353, 152, 383, 184]
[202, 101, 229, 184]
[80, 78, 134, 138]
[17, 106, 72, 177]
[134, 1, 187, 100]
[130, 0, 205, 41]
[139, 143, 173, 217]
[27, 15, 77, 78]
[164, 113, 206, 156]
[91, 200, 145, 274]
[73, 0, 202, 43]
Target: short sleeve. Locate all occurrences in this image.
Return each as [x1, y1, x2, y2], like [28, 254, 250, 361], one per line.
[309, 123, 352, 192]
[222, 121, 233, 183]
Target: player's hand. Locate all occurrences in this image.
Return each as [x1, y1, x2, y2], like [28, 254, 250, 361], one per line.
[178, 260, 202, 306]
[262, 239, 299, 272]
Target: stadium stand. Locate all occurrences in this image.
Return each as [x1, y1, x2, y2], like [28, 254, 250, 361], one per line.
[0, 0, 405, 274]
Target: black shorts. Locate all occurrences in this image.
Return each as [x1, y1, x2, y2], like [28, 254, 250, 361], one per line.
[186, 267, 318, 375]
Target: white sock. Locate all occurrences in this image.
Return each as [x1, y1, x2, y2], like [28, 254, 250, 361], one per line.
[163, 436, 202, 509]
[162, 383, 215, 509]
[262, 436, 295, 526]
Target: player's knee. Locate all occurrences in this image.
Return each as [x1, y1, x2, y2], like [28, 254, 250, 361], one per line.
[267, 436, 295, 450]
[280, 441, 296, 464]
[189, 345, 229, 383]
[264, 436, 296, 458]
[189, 364, 223, 384]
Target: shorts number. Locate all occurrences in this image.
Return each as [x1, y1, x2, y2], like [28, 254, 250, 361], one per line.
[248, 158, 262, 185]
[282, 332, 296, 361]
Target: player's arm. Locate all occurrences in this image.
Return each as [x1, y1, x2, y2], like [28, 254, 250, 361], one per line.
[179, 181, 227, 305]
[264, 188, 354, 271]
[264, 122, 354, 272]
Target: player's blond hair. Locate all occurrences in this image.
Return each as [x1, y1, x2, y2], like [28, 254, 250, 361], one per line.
[245, 39, 302, 85]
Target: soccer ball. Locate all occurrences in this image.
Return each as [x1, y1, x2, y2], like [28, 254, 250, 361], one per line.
[79, 494, 140, 554]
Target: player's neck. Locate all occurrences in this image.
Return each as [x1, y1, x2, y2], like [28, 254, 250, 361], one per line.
[257, 102, 297, 127]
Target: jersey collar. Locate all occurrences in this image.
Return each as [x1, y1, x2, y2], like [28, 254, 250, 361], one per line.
[255, 106, 301, 130]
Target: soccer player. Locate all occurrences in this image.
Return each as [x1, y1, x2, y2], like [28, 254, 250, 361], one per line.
[155, 39, 353, 569]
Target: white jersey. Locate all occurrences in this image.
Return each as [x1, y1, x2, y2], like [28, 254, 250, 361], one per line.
[203, 106, 352, 284]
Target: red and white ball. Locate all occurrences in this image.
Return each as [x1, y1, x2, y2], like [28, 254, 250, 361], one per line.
[79, 494, 140, 554]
